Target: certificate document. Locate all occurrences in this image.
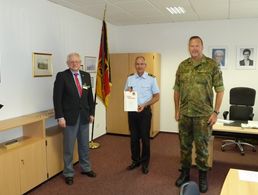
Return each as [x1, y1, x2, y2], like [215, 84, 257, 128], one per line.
[124, 91, 138, 112]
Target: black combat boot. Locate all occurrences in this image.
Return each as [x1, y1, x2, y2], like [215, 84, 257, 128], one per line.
[175, 168, 190, 187]
[199, 170, 208, 193]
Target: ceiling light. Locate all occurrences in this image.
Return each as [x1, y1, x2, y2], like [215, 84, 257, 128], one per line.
[166, 6, 185, 15]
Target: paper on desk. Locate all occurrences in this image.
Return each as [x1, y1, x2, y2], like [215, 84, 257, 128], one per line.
[216, 119, 234, 125]
[238, 170, 258, 183]
[124, 91, 138, 112]
[241, 121, 258, 129]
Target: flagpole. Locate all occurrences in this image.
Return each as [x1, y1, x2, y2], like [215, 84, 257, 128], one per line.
[89, 93, 100, 149]
[89, 4, 107, 149]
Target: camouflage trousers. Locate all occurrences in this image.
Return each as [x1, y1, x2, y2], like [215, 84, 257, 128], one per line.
[178, 114, 212, 171]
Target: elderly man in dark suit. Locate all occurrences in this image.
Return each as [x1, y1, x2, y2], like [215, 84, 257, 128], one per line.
[53, 52, 96, 185]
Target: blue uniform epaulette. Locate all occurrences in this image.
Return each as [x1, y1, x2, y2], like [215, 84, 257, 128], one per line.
[128, 73, 134, 76]
[148, 73, 155, 77]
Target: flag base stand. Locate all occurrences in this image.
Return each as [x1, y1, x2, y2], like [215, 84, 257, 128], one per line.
[89, 141, 100, 149]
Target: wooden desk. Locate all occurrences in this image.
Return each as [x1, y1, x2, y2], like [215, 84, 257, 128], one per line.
[220, 169, 258, 195]
[213, 123, 258, 135]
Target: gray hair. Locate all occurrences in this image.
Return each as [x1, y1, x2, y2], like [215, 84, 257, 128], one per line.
[66, 52, 81, 63]
[214, 50, 224, 56]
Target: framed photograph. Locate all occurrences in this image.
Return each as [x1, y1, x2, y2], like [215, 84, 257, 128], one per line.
[84, 56, 97, 72]
[208, 46, 227, 69]
[236, 46, 256, 70]
[32, 52, 53, 77]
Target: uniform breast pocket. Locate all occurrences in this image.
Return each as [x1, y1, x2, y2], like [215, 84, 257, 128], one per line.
[142, 85, 151, 93]
[196, 73, 210, 85]
[179, 73, 190, 83]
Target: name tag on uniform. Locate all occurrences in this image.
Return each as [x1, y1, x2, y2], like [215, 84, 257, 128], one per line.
[124, 91, 138, 112]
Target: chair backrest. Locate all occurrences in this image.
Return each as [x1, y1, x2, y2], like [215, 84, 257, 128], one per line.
[229, 87, 256, 121]
[179, 181, 200, 195]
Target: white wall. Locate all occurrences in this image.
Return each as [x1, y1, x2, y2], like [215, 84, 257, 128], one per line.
[110, 19, 258, 132]
[1, 1, 258, 137]
[0, 0, 108, 141]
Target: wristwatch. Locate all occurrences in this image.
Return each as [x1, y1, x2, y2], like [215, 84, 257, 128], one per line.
[213, 110, 220, 115]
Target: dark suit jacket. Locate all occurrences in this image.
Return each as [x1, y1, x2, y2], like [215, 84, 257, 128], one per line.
[239, 59, 254, 66]
[53, 69, 94, 126]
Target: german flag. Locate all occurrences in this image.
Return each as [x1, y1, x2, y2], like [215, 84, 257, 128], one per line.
[96, 20, 111, 108]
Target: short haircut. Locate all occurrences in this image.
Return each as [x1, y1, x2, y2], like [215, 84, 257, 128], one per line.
[189, 36, 203, 46]
[135, 56, 146, 64]
[67, 52, 81, 63]
[243, 48, 251, 55]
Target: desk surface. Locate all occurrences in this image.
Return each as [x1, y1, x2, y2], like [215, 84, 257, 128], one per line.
[213, 123, 258, 134]
[220, 169, 258, 195]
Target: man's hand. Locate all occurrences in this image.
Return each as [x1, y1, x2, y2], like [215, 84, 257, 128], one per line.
[138, 105, 145, 112]
[89, 115, 95, 123]
[58, 118, 66, 128]
[175, 110, 180, 121]
[207, 113, 218, 126]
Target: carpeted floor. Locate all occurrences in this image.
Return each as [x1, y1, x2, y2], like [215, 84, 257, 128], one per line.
[27, 133, 258, 195]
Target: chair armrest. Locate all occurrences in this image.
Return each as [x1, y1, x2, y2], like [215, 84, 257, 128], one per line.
[249, 113, 254, 120]
[223, 111, 229, 119]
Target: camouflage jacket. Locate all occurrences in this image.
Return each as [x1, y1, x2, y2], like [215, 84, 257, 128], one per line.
[174, 55, 224, 117]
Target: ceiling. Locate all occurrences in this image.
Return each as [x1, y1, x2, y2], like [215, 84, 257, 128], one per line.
[48, 0, 258, 26]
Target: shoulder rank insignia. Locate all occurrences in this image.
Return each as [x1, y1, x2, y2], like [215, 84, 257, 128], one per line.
[148, 73, 155, 77]
[128, 73, 134, 76]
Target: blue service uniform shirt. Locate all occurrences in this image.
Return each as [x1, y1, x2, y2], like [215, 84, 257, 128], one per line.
[124, 72, 160, 105]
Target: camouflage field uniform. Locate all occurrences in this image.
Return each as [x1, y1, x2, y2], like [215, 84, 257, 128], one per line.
[174, 55, 224, 171]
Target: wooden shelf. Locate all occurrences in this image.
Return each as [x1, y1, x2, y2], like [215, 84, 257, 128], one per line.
[0, 137, 44, 155]
[0, 109, 54, 195]
[0, 109, 54, 132]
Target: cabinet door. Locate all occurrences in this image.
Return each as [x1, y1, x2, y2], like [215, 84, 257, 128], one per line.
[107, 54, 130, 134]
[19, 140, 47, 194]
[0, 150, 20, 195]
[46, 133, 63, 178]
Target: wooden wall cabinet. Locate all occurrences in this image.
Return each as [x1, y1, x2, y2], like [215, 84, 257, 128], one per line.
[0, 111, 50, 195]
[0, 150, 20, 195]
[0, 110, 79, 195]
[107, 52, 161, 137]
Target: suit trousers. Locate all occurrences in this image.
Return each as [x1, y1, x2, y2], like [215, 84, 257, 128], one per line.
[63, 114, 91, 177]
[128, 107, 152, 167]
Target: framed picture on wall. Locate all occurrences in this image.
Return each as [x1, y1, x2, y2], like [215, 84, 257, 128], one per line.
[32, 52, 53, 77]
[208, 46, 227, 69]
[84, 56, 97, 72]
[236, 46, 256, 70]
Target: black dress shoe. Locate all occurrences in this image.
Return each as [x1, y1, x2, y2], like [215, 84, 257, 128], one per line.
[65, 177, 73, 185]
[127, 162, 140, 170]
[142, 166, 149, 174]
[81, 170, 97, 177]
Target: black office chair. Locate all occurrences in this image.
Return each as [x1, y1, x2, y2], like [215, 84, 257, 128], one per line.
[179, 181, 200, 195]
[222, 87, 256, 155]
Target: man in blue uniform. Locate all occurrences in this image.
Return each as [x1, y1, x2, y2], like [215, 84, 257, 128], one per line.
[124, 56, 160, 174]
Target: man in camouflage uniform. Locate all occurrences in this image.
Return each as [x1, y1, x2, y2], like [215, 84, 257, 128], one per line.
[173, 36, 224, 193]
